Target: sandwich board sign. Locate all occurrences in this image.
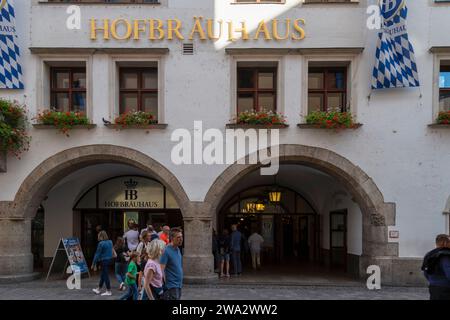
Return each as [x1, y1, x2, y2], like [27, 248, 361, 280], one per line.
[46, 237, 90, 281]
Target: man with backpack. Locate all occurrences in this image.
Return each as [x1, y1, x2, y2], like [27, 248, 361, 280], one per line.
[422, 234, 450, 300]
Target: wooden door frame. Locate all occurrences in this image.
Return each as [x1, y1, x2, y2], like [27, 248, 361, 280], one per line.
[329, 209, 348, 271]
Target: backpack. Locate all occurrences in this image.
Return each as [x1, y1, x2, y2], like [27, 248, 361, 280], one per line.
[422, 248, 450, 275]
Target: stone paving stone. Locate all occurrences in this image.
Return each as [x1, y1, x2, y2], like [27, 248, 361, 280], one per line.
[0, 277, 429, 300]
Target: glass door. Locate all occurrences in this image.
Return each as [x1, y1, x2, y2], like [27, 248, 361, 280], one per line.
[330, 210, 347, 271]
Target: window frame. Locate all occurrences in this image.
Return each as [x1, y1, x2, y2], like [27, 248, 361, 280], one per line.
[308, 66, 347, 113]
[237, 67, 278, 113]
[50, 67, 87, 112]
[118, 67, 159, 115]
[110, 55, 165, 123]
[301, 53, 359, 122]
[433, 54, 450, 120]
[35, 55, 93, 119]
[231, 56, 285, 119]
[438, 64, 450, 112]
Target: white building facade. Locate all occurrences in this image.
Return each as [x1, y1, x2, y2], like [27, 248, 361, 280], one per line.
[0, 0, 449, 286]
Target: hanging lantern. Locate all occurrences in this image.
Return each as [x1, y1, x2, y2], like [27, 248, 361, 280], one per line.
[256, 201, 265, 212]
[269, 190, 282, 203]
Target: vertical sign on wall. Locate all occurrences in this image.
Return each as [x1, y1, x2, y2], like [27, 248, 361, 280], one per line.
[0, 0, 24, 89]
[372, 0, 419, 89]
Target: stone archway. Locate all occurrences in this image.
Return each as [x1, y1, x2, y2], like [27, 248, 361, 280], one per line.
[204, 144, 398, 283]
[0, 145, 195, 281]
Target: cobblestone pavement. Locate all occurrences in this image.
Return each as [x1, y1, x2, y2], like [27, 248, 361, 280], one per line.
[0, 277, 428, 300]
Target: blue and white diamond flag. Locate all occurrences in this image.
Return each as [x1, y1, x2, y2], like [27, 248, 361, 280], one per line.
[372, 0, 419, 89]
[0, 0, 24, 89]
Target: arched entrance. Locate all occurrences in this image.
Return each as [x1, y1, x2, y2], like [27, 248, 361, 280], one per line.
[0, 145, 194, 281]
[206, 145, 398, 283]
[218, 185, 320, 266]
[72, 175, 183, 264]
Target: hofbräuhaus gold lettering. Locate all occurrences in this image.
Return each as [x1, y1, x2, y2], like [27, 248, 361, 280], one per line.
[90, 17, 306, 41]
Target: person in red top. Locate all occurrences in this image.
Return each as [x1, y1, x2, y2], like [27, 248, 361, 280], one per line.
[159, 225, 170, 245]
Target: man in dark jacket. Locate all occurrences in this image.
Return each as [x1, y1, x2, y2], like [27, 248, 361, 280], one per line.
[422, 234, 450, 300]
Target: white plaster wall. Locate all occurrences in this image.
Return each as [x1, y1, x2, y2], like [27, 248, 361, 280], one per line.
[0, 0, 449, 260]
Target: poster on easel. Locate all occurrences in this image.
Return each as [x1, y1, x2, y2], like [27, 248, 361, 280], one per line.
[46, 237, 90, 281]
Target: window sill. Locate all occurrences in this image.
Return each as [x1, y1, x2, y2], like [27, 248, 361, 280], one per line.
[428, 124, 450, 129]
[104, 124, 168, 130]
[226, 123, 289, 129]
[297, 123, 363, 129]
[33, 124, 97, 130]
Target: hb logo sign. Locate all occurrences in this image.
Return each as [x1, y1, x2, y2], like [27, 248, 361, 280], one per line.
[124, 179, 139, 200]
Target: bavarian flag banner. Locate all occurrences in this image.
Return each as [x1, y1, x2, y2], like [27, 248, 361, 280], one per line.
[372, 0, 419, 89]
[0, 0, 23, 89]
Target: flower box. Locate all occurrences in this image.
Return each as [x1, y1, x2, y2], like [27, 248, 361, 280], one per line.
[33, 124, 97, 130]
[104, 123, 168, 130]
[226, 123, 289, 129]
[428, 124, 450, 129]
[34, 110, 93, 136]
[302, 111, 361, 130]
[435, 111, 450, 126]
[232, 110, 287, 128]
[297, 123, 363, 129]
[112, 111, 159, 129]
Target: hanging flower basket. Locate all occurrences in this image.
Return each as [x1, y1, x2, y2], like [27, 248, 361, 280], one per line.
[302, 111, 360, 130]
[0, 98, 31, 160]
[34, 110, 93, 136]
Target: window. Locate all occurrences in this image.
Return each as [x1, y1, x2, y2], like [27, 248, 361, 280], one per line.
[119, 68, 158, 119]
[50, 67, 87, 112]
[439, 64, 450, 111]
[308, 66, 347, 113]
[237, 65, 277, 113]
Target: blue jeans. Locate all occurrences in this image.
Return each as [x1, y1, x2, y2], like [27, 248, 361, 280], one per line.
[120, 283, 138, 300]
[231, 251, 242, 274]
[162, 287, 182, 300]
[115, 262, 126, 285]
[141, 286, 164, 300]
[98, 259, 111, 290]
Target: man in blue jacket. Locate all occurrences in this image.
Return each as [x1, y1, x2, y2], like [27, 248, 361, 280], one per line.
[422, 234, 450, 300]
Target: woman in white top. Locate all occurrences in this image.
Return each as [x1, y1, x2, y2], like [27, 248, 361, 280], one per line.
[123, 220, 140, 251]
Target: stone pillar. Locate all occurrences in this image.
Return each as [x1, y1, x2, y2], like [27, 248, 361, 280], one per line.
[0, 218, 36, 282]
[183, 202, 216, 283]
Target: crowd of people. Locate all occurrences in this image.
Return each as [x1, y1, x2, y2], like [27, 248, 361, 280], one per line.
[91, 220, 184, 300]
[212, 224, 265, 278]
